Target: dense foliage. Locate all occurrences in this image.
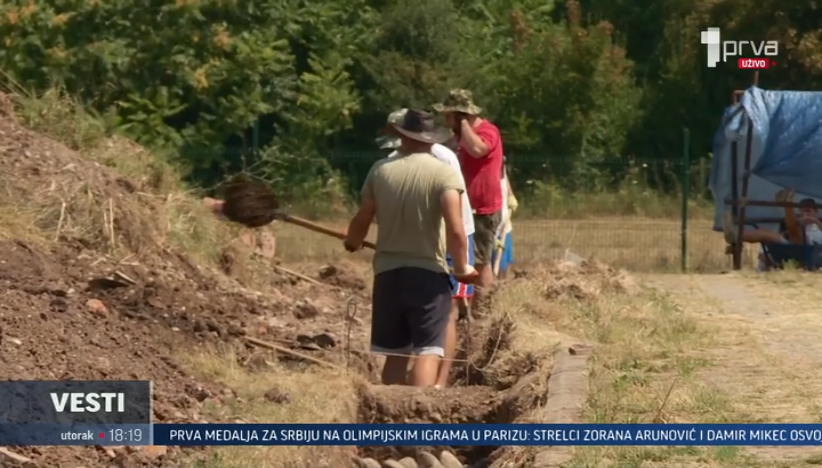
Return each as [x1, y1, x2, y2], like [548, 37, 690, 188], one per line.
[1, 0, 820, 200]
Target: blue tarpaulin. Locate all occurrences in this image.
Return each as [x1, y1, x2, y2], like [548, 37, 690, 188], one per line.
[710, 86, 822, 231]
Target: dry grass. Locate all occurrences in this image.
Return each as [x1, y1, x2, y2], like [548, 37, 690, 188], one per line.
[579, 272, 822, 468]
[179, 345, 361, 468]
[1, 90, 211, 255]
[483, 261, 822, 467]
[704, 271, 822, 426]
[488, 264, 751, 466]
[271, 218, 754, 273]
[512, 218, 738, 272]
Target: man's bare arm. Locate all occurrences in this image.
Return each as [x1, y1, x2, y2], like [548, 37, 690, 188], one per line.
[441, 189, 469, 271]
[459, 120, 489, 158]
[344, 196, 376, 250]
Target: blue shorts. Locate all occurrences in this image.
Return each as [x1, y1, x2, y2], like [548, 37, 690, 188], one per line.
[446, 234, 475, 298]
[492, 232, 514, 273]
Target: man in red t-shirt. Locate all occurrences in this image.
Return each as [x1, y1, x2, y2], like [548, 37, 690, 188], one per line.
[433, 89, 504, 310]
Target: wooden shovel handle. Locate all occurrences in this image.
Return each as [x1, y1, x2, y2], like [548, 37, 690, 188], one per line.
[282, 213, 479, 280]
[281, 214, 376, 250]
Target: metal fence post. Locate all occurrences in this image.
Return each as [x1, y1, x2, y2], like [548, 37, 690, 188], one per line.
[252, 118, 260, 154]
[680, 128, 691, 272]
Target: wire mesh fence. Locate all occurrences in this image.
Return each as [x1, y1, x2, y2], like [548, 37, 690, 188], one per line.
[261, 150, 740, 273]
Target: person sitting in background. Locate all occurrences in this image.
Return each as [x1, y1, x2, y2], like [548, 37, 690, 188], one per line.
[723, 197, 822, 246]
[724, 196, 822, 271]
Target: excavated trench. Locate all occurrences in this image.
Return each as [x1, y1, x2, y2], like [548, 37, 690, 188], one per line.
[352, 316, 551, 468]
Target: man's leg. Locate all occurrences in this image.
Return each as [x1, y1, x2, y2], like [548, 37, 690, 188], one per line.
[437, 236, 474, 387]
[370, 269, 412, 385]
[435, 303, 459, 388]
[723, 214, 792, 261]
[471, 212, 502, 311]
[381, 355, 410, 385]
[746, 229, 789, 244]
[723, 212, 787, 245]
[404, 269, 453, 388]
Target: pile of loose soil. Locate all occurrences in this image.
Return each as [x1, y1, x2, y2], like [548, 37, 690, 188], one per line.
[534, 258, 638, 301]
[0, 96, 371, 467]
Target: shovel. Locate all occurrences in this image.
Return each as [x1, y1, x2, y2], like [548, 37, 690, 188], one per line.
[219, 174, 476, 282]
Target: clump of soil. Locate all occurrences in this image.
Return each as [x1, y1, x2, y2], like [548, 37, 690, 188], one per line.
[319, 262, 367, 290]
[540, 258, 638, 301]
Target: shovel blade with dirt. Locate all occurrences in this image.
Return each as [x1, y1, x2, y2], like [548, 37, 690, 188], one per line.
[220, 174, 376, 249]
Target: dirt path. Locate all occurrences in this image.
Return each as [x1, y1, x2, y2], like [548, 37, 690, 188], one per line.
[650, 273, 822, 464]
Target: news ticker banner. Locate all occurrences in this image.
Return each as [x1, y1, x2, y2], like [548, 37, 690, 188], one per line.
[149, 424, 822, 446]
[11, 424, 822, 446]
[2, 379, 822, 448]
[0, 381, 151, 425]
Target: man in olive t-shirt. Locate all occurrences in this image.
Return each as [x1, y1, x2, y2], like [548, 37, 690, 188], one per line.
[344, 109, 478, 387]
[364, 154, 462, 274]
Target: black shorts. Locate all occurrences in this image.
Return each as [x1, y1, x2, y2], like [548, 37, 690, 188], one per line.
[370, 267, 452, 357]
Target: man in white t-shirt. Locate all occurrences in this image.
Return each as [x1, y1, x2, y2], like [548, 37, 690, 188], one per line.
[377, 108, 474, 388]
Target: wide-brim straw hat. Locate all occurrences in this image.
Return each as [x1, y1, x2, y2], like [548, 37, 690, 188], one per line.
[382, 108, 451, 145]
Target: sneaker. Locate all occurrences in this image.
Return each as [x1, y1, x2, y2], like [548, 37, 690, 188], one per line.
[722, 211, 739, 244]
